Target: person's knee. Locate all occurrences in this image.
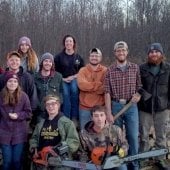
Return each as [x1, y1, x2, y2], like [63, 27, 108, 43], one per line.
[71, 87, 78, 95]
[63, 90, 70, 96]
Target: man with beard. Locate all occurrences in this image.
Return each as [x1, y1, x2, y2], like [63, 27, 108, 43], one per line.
[34, 52, 63, 122]
[104, 41, 142, 170]
[138, 43, 170, 167]
[77, 48, 107, 129]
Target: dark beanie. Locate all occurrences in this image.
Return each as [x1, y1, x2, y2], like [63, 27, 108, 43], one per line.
[40, 52, 54, 64]
[4, 71, 19, 84]
[147, 43, 163, 54]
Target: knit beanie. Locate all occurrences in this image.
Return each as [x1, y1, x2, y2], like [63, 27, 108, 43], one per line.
[18, 36, 32, 47]
[147, 43, 163, 54]
[40, 52, 54, 64]
[4, 71, 19, 84]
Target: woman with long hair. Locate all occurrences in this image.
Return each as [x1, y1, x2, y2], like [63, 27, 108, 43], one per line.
[18, 36, 39, 74]
[0, 71, 32, 170]
[54, 34, 84, 124]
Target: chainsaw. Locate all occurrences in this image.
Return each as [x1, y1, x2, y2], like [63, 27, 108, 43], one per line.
[33, 142, 168, 170]
[61, 148, 168, 169]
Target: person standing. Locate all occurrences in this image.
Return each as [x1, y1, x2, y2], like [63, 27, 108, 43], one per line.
[104, 41, 142, 170]
[34, 52, 63, 122]
[18, 36, 39, 74]
[0, 71, 32, 170]
[77, 48, 107, 129]
[54, 34, 84, 123]
[138, 43, 170, 167]
[0, 51, 37, 110]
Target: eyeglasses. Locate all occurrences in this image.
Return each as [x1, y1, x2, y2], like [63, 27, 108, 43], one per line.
[46, 101, 58, 107]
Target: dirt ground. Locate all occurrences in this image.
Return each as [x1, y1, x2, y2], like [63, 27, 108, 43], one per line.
[140, 133, 170, 170]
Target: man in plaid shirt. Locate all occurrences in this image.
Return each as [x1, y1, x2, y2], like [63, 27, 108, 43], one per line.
[104, 41, 142, 170]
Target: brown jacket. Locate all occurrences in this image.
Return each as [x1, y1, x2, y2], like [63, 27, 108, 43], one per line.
[77, 64, 107, 110]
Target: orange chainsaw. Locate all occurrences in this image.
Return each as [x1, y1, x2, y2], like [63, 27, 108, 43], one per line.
[32, 143, 168, 169]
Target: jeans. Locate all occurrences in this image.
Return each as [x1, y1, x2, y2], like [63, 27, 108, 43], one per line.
[79, 109, 91, 130]
[1, 143, 24, 170]
[62, 79, 79, 120]
[112, 101, 139, 170]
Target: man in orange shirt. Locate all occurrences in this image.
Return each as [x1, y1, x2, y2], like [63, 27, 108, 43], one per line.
[77, 48, 107, 129]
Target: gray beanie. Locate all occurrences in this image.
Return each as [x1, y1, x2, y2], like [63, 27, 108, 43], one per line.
[40, 52, 54, 64]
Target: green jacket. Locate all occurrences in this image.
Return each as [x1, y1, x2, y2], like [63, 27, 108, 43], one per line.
[29, 115, 80, 153]
[34, 71, 63, 114]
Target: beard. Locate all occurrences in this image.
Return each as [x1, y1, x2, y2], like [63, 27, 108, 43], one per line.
[115, 55, 127, 64]
[148, 56, 163, 65]
[117, 59, 126, 63]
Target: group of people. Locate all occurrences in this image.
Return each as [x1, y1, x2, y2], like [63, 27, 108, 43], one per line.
[0, 34, 169, 170]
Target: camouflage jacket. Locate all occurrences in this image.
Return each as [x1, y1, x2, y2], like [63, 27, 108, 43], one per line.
[80, 121, 128, 159]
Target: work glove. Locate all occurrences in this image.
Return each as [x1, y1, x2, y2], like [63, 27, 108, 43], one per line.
[115, 145, 125, 158]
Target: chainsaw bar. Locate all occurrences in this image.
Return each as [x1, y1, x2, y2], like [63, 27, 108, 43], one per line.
[62, 160, 102, 170]
[103, 148, 168, 169]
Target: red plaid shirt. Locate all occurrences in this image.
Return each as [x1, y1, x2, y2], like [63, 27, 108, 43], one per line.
[104, 62, 142, 100]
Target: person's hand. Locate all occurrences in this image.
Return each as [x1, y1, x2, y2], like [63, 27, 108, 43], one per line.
[63, 75, 75, 83]
[9, 113, 18, 120]
[32, 148, 39, 159]
[63, 77, 71, 83]
[118, 148, 125, 157]
[106, 113, 114, 124]
[67, 75, 76, 81]
[115, 145, 125, 158]
[131, 92, 141, 103]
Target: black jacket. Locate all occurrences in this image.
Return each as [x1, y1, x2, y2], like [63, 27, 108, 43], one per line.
[138, 62, 170, 113]
[54, 51, 84, 78]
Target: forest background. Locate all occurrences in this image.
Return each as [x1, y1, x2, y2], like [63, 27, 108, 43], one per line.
[0, 0, 170, 66]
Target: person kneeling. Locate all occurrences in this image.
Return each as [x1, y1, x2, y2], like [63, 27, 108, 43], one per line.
[29, 94, 80, 170]
[80, 105, 128, 170]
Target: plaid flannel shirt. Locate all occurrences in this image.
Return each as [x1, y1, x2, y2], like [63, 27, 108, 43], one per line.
[104, 62, 142, 100]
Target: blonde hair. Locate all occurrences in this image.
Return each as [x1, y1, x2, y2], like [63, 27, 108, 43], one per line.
[18, 48, 38, 72]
